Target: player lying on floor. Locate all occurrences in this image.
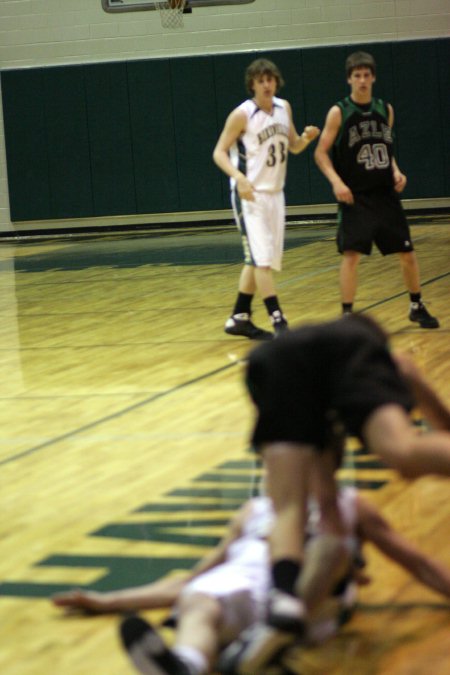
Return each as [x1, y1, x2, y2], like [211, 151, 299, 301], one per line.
[53, 480, 450, 675]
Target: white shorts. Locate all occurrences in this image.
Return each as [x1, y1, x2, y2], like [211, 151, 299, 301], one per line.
[180, 560, 270, 644]
[232, 190, 285, 271]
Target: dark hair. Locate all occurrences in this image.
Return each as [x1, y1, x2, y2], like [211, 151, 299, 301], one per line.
[245, 58, 285, 95]
[345, 312, 389, 345]
[345, 51, 376, 77]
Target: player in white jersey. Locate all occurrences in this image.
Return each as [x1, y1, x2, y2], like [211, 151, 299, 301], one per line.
[53, 483, 450, 675]
[213, 58, 320, 340]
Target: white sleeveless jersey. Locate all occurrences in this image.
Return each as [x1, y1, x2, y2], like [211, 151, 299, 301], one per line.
[306, 487, 359, 539]
[181, 491, 359, 637]
[226, 496, 274, 569]
[227, 487, 359, 568]
[183, 496, 273, 617]
[230, 97, 291, 193]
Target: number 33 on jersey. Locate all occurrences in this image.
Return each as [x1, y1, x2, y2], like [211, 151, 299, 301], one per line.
[230, 97, 291, 193]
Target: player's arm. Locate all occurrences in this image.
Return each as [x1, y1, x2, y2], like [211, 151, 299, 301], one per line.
[186, 500, 249, 577]
[393, 352, 450, 431]
[356, 495, 450, 598]
[387, 103, 407, 193]
[52, 502, 249, 614]
[284, 101, 320, 155]
[212, 108, 254, 201]
[314, 105, 354, 204]
[52, 574, 191, 614]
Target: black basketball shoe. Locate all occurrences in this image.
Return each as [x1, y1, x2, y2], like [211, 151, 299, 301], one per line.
[409, 303, 439, 329]
[224, 313, 273, 340]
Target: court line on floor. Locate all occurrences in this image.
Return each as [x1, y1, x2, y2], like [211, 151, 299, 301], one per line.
[360, 271, 450, 315]
[3, 271, 447, 467]
[0, 361, 241, 468]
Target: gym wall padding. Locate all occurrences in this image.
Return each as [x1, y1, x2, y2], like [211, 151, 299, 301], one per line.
[127, 59, 179, 214]
[392, 40, 446, 199]
[1, 68, 51, 222]
[437, 38, 450, 197]
[42, 65, 93, 219]
[1, 38, 449, 223]
[170, 56, 223, 212]
[85, 62, 136, 217]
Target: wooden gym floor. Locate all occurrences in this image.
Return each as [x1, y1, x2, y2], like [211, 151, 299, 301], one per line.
[0, 213, 449, 674]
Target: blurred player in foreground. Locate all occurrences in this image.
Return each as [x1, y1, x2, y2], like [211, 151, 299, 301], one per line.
[54, 474, 450, 674]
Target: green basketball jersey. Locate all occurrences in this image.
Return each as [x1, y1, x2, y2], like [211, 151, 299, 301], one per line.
[332, 96, 394, 192]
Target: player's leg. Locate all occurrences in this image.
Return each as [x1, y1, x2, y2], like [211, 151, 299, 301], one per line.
[263, 442, 313, 591]
[120, 595, 221, 674]
[375, 190, 439, 329]
[296, 450, 352, 614]
[336, 199, 372, 314]
[120, 615, 195, 675]
[225, 190, 273, 340]
[363, 403, 450, 478]
[242, 192, 287, 334]
[253, 265, 276, 297]
[397, 251, 439, 328]
[398, 249, 420, 294]
[260, 191, 288, 333]
[339, 250, 361, 313]
[225, 264, 274, 340]
[217, 443, 312, 674]
[174, 592, 223, 674]
[225, 345, 331, 670]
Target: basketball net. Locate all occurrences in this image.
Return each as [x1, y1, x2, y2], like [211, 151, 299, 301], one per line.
[156, 0, 186, 29]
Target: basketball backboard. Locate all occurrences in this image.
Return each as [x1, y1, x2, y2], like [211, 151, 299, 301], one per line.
[102, 0, 255, 11]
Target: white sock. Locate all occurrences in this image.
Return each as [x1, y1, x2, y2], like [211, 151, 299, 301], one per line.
[173, 645, 208, 675]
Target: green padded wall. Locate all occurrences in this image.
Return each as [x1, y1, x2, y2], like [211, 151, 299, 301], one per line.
[85, 62, 136, 216]
[437, 39, 450, 196]
[1, 38, 449, 224]
[1, 69, 51, 221]
[392, 39, 446, 198]
[170, 56, 223, 211]
[42, 65, 93, 218]
[300, 44, 348, 204]
[127, 59, 179, 214]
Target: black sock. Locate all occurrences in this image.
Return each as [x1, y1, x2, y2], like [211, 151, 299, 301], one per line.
[342, 303, 353, 314]
[272, 559, 301, 596]
[409, 292, 421, 305]
[232, 292, 253, 316]
[264, 295, 282, 316]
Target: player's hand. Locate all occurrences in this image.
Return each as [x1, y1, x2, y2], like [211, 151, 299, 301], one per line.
[302, 125, 320, 142]
[393, 170, 407, 193]
[52, 589, 110, 613]
[236, 174, 255, 201]
[333, 180, 354, 205]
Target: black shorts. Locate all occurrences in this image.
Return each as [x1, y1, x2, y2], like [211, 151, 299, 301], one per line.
[337, 188, 413, 255]
[246, 317, 413, 452]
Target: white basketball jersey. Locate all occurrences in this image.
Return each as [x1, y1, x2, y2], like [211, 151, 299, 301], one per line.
[226, 496, 273, 571]
[230, 97, 290, 192]
[306, 487, 359, 538]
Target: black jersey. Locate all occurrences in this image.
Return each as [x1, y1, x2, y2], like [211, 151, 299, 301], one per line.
[332, 96, 394, 192]
[247, 315, 413, 447]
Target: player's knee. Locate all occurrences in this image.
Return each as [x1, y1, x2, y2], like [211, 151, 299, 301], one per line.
[179, 592, 222, 624]
[399, 251, 416, 269]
